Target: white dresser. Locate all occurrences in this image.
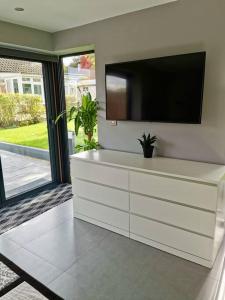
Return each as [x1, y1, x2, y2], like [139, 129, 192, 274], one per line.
[70, 149, 225, 268]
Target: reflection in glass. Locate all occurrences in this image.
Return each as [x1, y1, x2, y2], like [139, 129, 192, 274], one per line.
[106, 75, 128, 120]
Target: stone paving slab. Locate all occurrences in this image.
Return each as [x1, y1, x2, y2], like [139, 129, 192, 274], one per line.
[0, 149, 51, 199]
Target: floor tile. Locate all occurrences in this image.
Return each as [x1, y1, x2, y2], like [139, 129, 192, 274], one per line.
[25, 218, 109, 271]
[1, 200, 224, 300]
[4, 247, 63, 285]
[3, 203, 72, 246]
[134, 252, 219, 300]
[67, 231, 160, 280]
[48, 272, 88, 300]
[0, 235, 21, 256]
[65, 231, 219, 300]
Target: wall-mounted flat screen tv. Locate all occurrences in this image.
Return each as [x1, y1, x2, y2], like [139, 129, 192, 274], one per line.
[105, 52, 206, 123]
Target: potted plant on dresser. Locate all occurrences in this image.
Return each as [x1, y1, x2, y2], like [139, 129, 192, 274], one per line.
[138, 133, 157, 158]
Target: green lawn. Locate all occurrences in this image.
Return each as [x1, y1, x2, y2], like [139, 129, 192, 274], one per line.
[0, 122, 97, 150]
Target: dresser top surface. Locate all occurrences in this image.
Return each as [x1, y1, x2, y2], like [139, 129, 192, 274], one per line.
[71, 150, 225, 184]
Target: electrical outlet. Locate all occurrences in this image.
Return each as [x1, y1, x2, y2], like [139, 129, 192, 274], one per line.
[109, 120, 117, 126]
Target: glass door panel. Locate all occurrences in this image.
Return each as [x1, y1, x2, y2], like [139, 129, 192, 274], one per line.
[62, 52, 97, 154]
[0, 58, 52, 199]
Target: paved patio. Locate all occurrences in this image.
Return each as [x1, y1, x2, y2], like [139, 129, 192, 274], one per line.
[0, 149, 52, 198]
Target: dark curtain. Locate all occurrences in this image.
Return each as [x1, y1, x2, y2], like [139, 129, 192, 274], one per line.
[43, 60, 70, 183]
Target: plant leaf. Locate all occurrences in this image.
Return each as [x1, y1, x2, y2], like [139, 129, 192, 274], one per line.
[74, 113, 82, 136]
[69, 106, 77, 121]
[55, 110, 66, 124]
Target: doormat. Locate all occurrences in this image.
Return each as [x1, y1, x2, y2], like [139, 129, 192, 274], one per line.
[0, 183, 72, 235]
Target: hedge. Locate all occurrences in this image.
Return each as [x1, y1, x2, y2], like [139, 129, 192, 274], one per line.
[0, 93, 45, 127]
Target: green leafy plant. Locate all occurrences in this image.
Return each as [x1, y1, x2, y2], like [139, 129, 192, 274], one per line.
[138, 133, 157, 158]
[56, 92, 99, 151]
[75, 138, 99, 153]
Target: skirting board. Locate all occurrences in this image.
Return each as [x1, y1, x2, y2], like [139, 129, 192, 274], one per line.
[130, 233, 213, 268]
[74, 213, 129, 237]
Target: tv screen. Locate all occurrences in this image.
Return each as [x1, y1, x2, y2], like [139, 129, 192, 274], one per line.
[105, 52, 206, 123]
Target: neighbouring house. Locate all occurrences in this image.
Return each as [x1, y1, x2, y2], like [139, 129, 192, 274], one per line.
[0, 58, 45, 101]
[64, 65, 96, 103]
[0, 58, 96, 104]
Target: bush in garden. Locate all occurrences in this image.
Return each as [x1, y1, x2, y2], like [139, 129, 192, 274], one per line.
[0, 93, 45, 127]
[0, 93, 16, 127]
[16, 94, 45, 125]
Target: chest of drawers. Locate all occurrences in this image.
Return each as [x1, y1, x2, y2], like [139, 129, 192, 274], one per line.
[71, 149, 225, 268]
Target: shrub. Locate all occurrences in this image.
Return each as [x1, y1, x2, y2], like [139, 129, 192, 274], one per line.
[0, 93, 45, 127]
[0, 94, 16, 127]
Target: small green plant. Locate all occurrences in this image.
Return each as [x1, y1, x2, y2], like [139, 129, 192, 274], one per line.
[138, 133, 157, 158]
[56, 92, 99, 151]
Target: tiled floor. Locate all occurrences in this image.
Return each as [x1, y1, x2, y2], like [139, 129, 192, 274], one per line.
[0, 199, 224, 300]
[0, 149, 51, 198]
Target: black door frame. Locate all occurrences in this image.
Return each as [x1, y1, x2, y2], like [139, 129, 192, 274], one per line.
[0, 47, 70, 207]
[57, 49, 96, 175]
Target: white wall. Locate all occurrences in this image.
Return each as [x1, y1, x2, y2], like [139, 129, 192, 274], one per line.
[0, 20, 53, 52]
[2, 0, 225, 164]
[53, 0, 225, 164]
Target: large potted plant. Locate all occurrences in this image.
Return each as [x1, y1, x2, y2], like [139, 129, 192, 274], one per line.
[56, 92, 99, 152]
[138, 133, 157, 158]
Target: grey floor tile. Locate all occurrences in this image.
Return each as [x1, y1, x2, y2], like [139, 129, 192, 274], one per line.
[65, 231, 219, 300]
[1, 201, 224, 300]
[0, 235, 21, 256]
[145, 251, 211, 291]
[3, 203, 72, 246]
[48, 270, 143, 300]
[133, 274, 218, 300]
[25, 218, 110, 271]
[50, 268, 219, 300]
[48, 272, 89, 300]
[67, 231, 161, 280]
[5, 247, 63, 285]
[135, 252, 219, 300]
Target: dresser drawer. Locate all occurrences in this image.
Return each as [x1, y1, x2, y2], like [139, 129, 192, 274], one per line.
[72, 179, 129, 211]
[130, 215, 213, 260]
[75, 197, 129, 231]
[130, 193, 215, 237]
[130, 171, 217, 211]
[71, 160, 128, 189]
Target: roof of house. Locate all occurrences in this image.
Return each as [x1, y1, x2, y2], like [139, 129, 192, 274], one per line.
[0, 58, 42, 75]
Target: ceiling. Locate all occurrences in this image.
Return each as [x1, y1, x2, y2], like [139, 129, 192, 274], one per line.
[0, 0, 177, 33]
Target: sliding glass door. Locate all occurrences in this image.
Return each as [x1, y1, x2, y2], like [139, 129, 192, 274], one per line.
[0, 57, 54, 201]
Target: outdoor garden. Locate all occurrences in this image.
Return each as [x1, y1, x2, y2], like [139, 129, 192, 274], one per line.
[0, 53, 98, 153]
[0, 93, 98, 152]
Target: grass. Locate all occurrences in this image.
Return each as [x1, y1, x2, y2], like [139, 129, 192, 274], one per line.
[0, 121, 97, 150]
